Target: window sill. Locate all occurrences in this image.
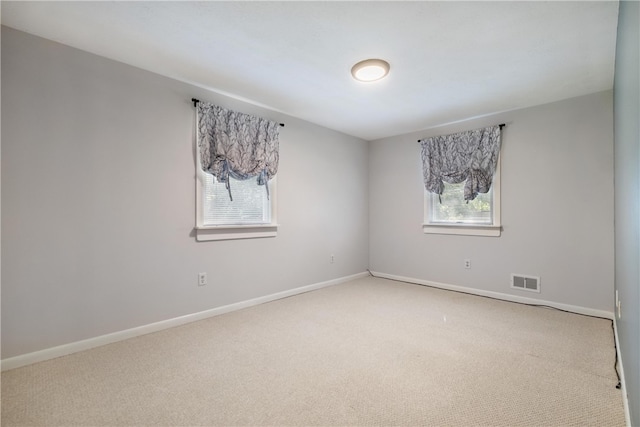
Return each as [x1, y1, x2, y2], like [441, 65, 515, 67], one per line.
[196, 224, 278, 241]
[423, 223, 501, 237]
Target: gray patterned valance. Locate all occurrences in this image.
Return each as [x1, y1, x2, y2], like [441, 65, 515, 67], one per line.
[197, 102, 280, 200]
[419, 125, 501, 201]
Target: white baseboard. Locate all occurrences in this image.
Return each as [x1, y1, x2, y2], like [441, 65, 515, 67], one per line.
[369, 271, 614, 320]
[613, 317, 632, 427]
[1, 271, 369, 372]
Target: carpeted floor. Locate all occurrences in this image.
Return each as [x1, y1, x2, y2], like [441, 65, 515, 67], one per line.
[1, 276, 626, 426]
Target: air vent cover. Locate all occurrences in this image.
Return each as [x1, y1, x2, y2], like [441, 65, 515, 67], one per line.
[511, 274, 540, 293]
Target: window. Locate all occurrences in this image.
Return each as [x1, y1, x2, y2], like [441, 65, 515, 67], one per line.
[195, 170, 277, 242]
[203, 174, 272, 225]
[194, 100, 280, 242]
[423, 160, 501, 237]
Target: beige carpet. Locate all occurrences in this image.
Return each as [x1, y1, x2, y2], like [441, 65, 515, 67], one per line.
[1, 276, 626, 426]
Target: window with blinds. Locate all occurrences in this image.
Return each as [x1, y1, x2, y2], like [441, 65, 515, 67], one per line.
[202, 174, 272, 226]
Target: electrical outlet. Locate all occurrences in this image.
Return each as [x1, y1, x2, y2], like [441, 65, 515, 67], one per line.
[198, 272, 207, 286]
[464, 259, 471, 269]
[330, 254, 335, 264]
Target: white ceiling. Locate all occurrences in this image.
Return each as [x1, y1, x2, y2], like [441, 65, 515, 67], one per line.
[1, 1, 619, 141]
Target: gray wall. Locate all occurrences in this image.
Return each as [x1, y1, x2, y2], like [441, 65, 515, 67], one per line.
[614, 1, 640, 424]
[369, 91, 614, 312]
[1, 27, 369, 359]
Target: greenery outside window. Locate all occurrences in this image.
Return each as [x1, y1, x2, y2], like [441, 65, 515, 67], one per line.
[423, 160, 501, 237]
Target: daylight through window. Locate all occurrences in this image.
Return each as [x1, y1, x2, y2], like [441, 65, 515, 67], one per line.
[429, 182, 493, 225]
[203, 175, 272, 226]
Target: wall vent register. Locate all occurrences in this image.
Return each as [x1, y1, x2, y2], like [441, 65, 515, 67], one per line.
[511, 274, 540, 293]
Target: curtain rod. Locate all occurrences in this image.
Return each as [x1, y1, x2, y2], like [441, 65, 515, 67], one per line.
[417, 123, 505, 143]
[191, 98, 285, 127]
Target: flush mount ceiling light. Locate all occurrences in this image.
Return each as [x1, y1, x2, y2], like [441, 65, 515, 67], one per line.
[351, 59, 390, 82]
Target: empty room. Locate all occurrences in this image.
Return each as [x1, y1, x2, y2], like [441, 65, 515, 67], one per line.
[1, 1, 638, 426]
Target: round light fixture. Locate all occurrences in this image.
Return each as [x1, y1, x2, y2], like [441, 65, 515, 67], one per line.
[351, 59, 390, 82]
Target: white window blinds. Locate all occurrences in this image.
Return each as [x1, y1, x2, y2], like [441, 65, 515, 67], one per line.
[203, 174, 271, 226]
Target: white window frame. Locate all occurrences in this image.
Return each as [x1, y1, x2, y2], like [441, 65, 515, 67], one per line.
[195, 166, 278, 242]
[423, 159, 501, 237]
